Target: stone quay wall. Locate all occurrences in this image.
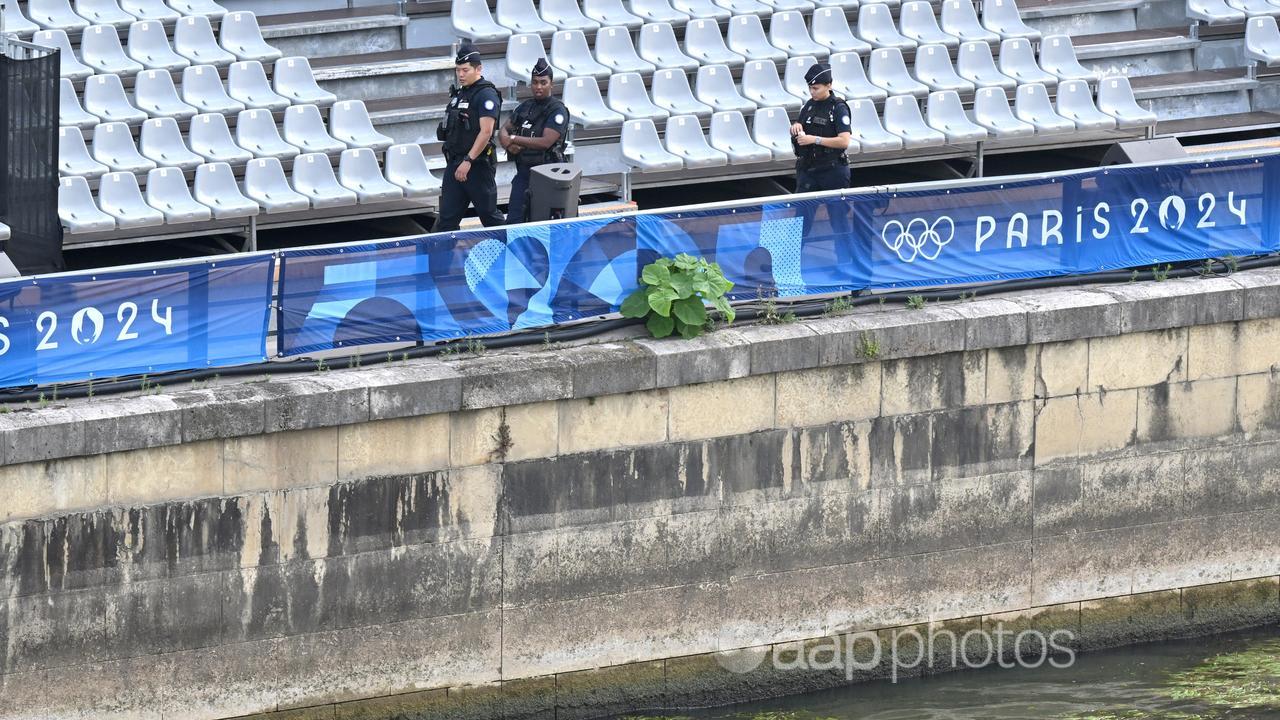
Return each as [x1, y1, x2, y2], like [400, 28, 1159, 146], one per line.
[1, 269, 1279, 719]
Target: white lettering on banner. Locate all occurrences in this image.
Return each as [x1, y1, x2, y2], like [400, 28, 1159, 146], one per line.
[887, 190, 1249, 262]
[0, 300, 175, 358]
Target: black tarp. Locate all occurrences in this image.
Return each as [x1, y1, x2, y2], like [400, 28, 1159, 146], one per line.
[0, 41, 62, 274]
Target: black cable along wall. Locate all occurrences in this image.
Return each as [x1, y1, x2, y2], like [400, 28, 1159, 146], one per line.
[0, 40, 62, 274]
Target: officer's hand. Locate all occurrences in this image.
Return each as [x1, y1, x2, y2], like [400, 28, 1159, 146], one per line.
[790, 123, 803, 136]
[796, 134, 817, 146]
[455, 161, 471, 182]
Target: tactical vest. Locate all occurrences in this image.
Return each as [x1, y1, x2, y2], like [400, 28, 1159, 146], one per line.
[796, 94, 849, 170]
[511, 98, 568, 168]
[441, 78, 499, 162]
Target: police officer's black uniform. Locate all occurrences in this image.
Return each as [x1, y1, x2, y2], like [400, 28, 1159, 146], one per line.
[433, 44, 505, 232]
[504, 61, 570, 224]
[794, 63, 853, 193]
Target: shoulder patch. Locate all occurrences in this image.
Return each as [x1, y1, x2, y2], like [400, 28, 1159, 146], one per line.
[484, 99, 495, 111]
[841, 115, 850, 125]
[554, 113, 565, 124]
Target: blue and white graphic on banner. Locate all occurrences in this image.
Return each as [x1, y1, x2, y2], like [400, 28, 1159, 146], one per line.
[0, 255, 274, 387]
[277, 156, 1280, 355]
[855, 157, 1278, 288]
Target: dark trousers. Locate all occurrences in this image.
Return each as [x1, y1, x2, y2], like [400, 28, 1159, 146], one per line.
[795, 163, 850, 194]
[432, 159, 505, 232]
[506, 164, 532, 225]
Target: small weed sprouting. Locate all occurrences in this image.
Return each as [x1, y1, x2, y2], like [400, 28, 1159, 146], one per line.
[1197, 259, 1216, 277]
[466, 337, 486, 355]
[906, 295, 926, 310]
[37, 393, 48, 409]
[1152, 264, 1172, 282]
[1224, 254, 1240, 274]
[824, 296, 853, 317]
[314, 358, 329, 373]
[761, 297, 797, 325]
[757, 287, 796, 325]
[1129, 269, 1140, 283]
[87, 379, 94, 399]
[858, 332, 881, 360]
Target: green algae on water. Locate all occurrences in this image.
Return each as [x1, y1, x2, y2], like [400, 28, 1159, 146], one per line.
[1061, 638, 1280, 720]
[1164, 638, 1280, 708]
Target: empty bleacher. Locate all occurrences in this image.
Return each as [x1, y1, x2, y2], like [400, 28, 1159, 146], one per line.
[4, 0, 445, 248]
[8, 0, 1280, 249]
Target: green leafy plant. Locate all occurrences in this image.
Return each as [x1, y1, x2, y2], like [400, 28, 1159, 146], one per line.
[1152, 264, 1172, 282]
[621, 254, 735, 339]
[906, 294, 926, 310]
[1223, 254, 1239, 274]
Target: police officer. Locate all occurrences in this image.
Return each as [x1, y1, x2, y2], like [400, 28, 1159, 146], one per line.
[498, 58, 570, 224]
[790, 62, 853, 193]
[433, 43, 505, 232]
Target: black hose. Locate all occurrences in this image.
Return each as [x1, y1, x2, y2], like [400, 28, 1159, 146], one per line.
[3, 254, 1273, 404]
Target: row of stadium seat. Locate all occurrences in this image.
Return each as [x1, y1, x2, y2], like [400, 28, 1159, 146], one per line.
[59, 145, 440, 233]
[503, 1, 1040, 83]
[562, 38, 1094, 128]
[621, 78, 1156, 171]
[60, 59, 336, 129]
[1, 0, 227, 34]
[60, 101, 394, 179]
[1188, 0, 1280, 23]
[453, 0, 1028, 41]
[36, 12, 277, 81]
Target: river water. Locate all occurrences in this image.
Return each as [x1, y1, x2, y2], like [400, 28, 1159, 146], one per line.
[656, 627, 1280, 720]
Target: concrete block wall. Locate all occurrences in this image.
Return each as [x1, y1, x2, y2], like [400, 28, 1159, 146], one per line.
[2, 270, 1280, 719]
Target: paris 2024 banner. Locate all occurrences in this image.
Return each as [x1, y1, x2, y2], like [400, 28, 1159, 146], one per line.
[277, 156, 1278, 356]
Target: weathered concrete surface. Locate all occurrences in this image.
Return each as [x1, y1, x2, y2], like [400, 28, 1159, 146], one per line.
[2, 271, 1280, 719]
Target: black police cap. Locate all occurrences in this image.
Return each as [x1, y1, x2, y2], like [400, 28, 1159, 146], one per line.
[455, 43, 482, 66]
[804, 62, 833, 85]
[531, 57, 554, 79]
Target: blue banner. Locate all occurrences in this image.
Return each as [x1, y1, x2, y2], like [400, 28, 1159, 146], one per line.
[0, 254, 274, 388]
[277, 155, 1280, 356]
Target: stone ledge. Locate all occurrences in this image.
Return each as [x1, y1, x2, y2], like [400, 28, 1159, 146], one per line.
[3, 269, 1279, 467]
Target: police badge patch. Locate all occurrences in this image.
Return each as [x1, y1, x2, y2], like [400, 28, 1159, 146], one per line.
[554, 113, 565, 124]
[484, 99, 495, 110]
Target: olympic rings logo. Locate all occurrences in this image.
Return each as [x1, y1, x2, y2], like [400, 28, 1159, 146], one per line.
[880, 216, 955, 263]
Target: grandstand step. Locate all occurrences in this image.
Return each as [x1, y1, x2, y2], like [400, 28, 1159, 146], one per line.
[365, 94, 522, 145]
[1129, 69, 1257, 121]
[1074, 28, 1199, 77]
[1019, 0, 1144, 36]
[457, 196, 635, 230]
[311, 50, 454, 102]
[1156, 110, 1280, 138]
[259, 5, 408, 59]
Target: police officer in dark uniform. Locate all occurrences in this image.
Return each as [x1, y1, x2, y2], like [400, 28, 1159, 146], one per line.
[433, 43, 505, 232]
[790, 62, 853, 193]
[498, 58, 571, 224]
